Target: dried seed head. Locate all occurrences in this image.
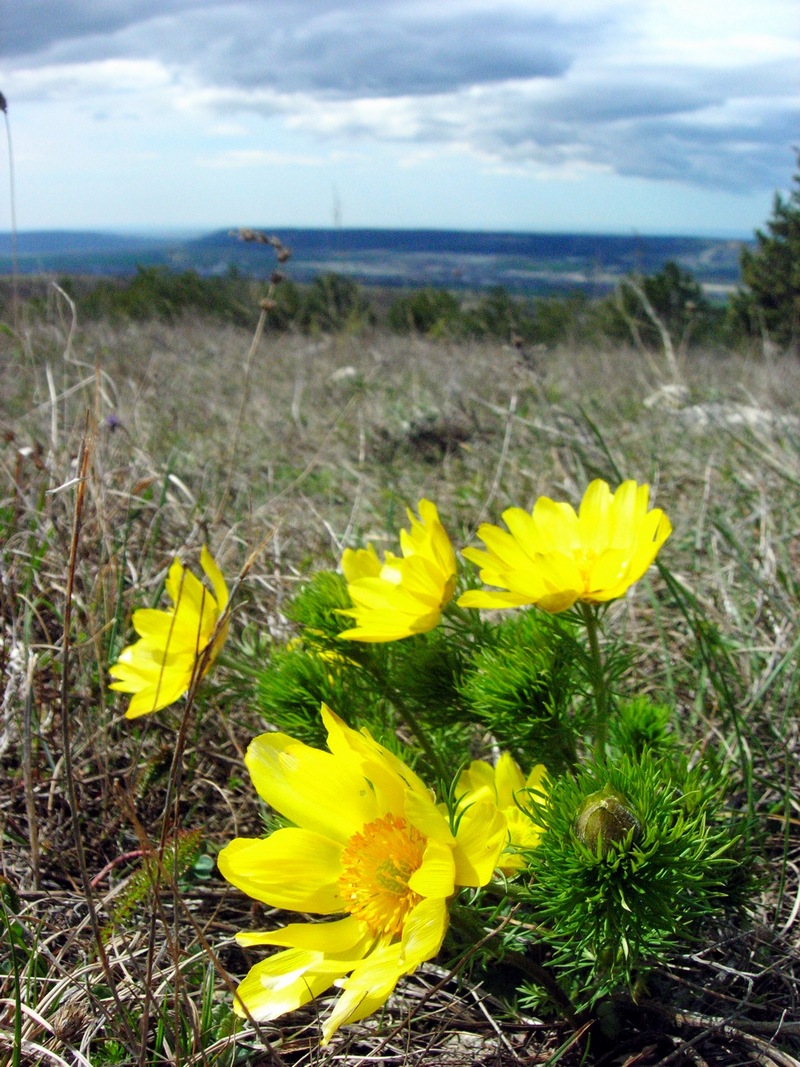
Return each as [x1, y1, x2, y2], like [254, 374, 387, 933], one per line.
[51, 999, 94, 1044]
[231, 229, 291, 262]
[232, 227, 269, 244]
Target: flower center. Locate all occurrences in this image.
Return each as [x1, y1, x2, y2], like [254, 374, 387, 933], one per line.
[338, 813, 426, 939]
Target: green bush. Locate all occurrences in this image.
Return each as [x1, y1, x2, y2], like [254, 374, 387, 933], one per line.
[298, 273, 374, 333]
[595, 261, 720, 350]
[462, 287, 537, 342]
[79, 266, 258, 325]
[388, 287, 463, 337]
[532, 292, 593, 347]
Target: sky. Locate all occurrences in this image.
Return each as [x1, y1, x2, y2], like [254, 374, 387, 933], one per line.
[1, 0, 798, 237]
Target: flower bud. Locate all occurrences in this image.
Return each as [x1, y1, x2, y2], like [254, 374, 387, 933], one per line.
[575, 786, 641, 856]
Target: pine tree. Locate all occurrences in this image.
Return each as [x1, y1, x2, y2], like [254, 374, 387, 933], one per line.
[734, 152, 800, 353]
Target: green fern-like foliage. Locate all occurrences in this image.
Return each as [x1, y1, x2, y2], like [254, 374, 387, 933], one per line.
[520, 751, 742, 1009]
[255, 567, 472, 769]
[256, 641, 384, 745]
[458, 609, 585, 775]
[253, 569, 382, 741]
[608, 695, 676, 759]
[384, 626, 468, 726]
[284, 570, 361, 648]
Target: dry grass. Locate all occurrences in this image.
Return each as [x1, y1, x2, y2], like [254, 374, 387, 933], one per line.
[1, 291, 799, 1065]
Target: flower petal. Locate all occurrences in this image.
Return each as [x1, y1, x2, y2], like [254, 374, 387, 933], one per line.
[236, 916, 368, 952]
[493, 752, 526, 808]
[121, 677, 190, 718]
[322, 705, 431, 811]
[217, 829, 344, 913]
[200, 544, 229, 612]
[457, 588, 534, 609]
[129, 608, 202, 653]
[109, 643, 192, 717]
[245, 730, 377, 841]
[403, 787, 456, 845]
[456, 760, 497, 800]
[453, 798, 508, 887]
[321, 898, 448, 1044]
[165, 559, 209, 621]
[341, 545, 382, 582]
[401, 896, 449, 965]
[407, 838, 455, 899]
[233, 948, 345, 1022]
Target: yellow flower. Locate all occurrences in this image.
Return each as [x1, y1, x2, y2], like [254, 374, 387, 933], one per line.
[217, 705, 507, 1044]
[456, 754, 548, 875]
[458, 479, 671, 614]
[337, 499, 457, 642]
[109, 546, 229, 718]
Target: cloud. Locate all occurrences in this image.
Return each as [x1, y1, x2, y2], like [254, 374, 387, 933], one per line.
[12, 2, 583, 97]
[1, 0, 207, 58]
[3, 0, 798, 195]
[7, 57, 173, 102]
[195, 6, 579, 96]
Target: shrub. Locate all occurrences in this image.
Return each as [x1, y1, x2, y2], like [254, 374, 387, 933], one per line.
[388, 287, 463, 337]
[298, 273, 374, 333]
[462, 287, 536, 342]
[79, 266, 258, 325]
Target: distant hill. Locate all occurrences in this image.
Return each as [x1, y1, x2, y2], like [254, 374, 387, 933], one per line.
[0, 231, 180, 275]
[0, 227, 749, 297]
[0, 231, 174, 255]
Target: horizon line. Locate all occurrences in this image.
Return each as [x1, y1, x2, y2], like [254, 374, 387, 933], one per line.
[0, 224, 754, 241]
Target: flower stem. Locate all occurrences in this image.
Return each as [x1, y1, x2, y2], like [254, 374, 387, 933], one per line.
[449, 901, 579, 1024]
[389, 688, 450, 782]
[361, 656, 449, 781]
[579, 602, 612, 759]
